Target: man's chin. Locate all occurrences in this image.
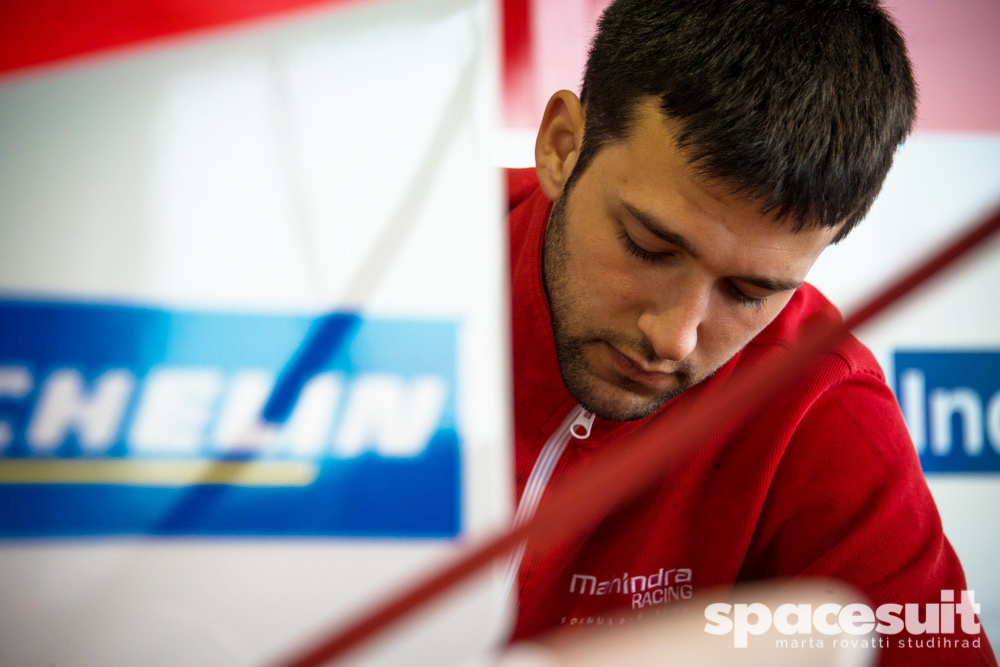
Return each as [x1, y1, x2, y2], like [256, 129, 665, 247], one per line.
[553, 341, 695, 421]
[570, 379, 685, 423]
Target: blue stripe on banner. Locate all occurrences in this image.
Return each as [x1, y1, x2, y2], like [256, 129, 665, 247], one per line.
[0, 299, 461, 537]
[894, 350, 1000, 474]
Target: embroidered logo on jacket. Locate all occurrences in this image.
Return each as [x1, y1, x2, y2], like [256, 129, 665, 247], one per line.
[569, 567, 694, 610]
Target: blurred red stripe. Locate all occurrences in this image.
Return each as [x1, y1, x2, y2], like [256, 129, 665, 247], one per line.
[501, 0, 533, 127]
[0, 0, 367, 75]
[275, 206, 1000, 664]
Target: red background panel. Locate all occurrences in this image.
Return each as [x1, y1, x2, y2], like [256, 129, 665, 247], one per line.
[1, 0, 996, 132]
[500, 0, 1000, 134]
[894, 0, 1000, 133]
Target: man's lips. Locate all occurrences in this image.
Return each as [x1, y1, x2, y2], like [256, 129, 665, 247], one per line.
[604, 342, 674, 386]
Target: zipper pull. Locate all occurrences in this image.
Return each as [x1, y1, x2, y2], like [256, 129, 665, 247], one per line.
[570, 408, 595, 439]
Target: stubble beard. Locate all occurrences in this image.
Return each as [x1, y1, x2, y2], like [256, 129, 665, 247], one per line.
[541, 194, 697, 422]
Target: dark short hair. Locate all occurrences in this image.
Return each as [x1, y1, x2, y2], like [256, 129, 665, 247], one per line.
[571, 0, 917, 242]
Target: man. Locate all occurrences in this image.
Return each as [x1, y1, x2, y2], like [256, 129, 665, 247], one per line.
[505, 1, 996, 665]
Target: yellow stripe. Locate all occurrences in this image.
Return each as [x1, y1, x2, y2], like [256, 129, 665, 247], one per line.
[0, 460, 318, 487]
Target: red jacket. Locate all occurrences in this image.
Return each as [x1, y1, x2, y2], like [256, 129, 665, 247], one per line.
[506, 168, 996, 665]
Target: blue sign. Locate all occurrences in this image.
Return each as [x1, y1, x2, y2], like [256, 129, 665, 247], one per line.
[894, 350, 1000, 474]
[0, 299, 461, 538]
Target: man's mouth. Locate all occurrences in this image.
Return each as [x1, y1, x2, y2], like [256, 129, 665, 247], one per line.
[604, 341, 675, 387]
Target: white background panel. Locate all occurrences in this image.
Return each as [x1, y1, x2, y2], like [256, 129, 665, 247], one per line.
[810, 134, 1000, 643]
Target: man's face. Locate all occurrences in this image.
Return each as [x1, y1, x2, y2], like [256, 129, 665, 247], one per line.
[542, 102, 839, 421]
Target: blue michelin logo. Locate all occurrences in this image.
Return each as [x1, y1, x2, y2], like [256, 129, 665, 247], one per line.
[0, 299, 461, 537]
[894, 351, 1000, 474]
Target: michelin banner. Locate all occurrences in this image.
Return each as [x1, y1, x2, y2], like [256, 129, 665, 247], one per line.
[0, 0, 509, 665]
[0, 302, 461, 537]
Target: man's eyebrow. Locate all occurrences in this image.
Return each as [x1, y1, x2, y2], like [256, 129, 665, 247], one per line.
[620, 200, 802, 293]
[621, 201, 700, 258]
[737, 275, 803, 292]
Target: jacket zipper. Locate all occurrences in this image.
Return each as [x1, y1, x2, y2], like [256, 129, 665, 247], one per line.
[502, 404, 595, 599]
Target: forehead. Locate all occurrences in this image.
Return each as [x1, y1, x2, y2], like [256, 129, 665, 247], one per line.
[587, 101, 838, 246]
[578, 101, 839, 272]
[601, 103, 756, 221]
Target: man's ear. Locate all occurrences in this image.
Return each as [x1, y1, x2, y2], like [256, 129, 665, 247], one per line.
[535, 90, 585, 202]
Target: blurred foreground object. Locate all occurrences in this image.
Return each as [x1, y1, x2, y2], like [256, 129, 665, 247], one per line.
[500, 583, 877, 667]
[0, 0, 510, 665]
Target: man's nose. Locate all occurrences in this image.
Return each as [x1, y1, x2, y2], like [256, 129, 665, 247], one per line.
[636, 294, 706, 363]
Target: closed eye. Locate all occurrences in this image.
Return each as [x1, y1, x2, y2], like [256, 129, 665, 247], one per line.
[726, 281, 769, 311]
[617, 227, 675, 264]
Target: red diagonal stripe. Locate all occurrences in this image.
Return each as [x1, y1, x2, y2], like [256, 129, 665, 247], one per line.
[275, 202, 1000, 666]
[0, 0, 371, 75]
